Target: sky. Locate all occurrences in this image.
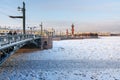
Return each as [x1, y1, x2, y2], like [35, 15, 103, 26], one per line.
[0, 0, 120, 32]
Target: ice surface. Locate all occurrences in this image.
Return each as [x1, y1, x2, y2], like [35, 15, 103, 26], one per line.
[0, 37, 120, 80]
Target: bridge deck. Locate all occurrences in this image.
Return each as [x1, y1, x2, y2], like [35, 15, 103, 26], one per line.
[0, 34, 41, 65]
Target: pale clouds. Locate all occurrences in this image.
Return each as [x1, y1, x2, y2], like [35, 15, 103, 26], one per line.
[1, 0, 120, 32]
[42, 19, 120, 32]
[82, 1, 120, 12]
[36, 0, 120, 13]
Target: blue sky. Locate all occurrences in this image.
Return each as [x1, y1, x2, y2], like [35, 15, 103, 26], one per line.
[0, 0, 120, 32]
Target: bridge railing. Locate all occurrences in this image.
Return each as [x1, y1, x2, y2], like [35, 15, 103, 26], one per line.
[0, 34, 40, 46]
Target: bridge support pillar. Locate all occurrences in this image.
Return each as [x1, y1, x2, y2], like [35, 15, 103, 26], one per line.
[41, 36, 52, 49]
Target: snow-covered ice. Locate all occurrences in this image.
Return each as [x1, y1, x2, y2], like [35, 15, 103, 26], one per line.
[0, 37, 120, 80]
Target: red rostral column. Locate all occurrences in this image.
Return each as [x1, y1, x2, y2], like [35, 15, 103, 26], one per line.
[66, 29, 68, 37]
[71, 24, 74, 36]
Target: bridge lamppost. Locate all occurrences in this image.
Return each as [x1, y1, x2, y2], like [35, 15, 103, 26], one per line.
[27, 27, 32, 34]
[9, 2, 26, 34]
[32, 26, 36, 34]
[28, 26, 36, 34]
[40, 22, 43, 36]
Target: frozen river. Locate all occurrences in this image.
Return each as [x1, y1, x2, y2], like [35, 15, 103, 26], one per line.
[0, 37, 120, 80]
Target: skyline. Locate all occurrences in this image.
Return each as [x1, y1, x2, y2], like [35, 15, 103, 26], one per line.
[0, 0, 120, 32]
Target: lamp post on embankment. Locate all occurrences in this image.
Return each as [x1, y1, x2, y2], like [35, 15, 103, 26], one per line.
[9, 2, 26, 34]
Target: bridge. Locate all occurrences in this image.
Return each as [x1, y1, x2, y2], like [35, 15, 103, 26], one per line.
[0, 34, 43, 65]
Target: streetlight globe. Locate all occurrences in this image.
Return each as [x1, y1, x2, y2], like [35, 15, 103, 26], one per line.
[18, 6, 21, 11]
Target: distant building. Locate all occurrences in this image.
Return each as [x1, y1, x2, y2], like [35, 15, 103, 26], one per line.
[0, 28, 10, 35]
[98, 32, 111, 36]
[110, 33, 120, 36]
[45, 28, 55, 37]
